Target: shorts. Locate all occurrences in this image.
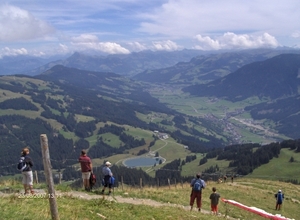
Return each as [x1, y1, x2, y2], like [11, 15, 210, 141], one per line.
[104, 175, 112, 188]
[82, 172, 91, 180]
[211, 204, 218, 212]
[22, 171, 33, 185]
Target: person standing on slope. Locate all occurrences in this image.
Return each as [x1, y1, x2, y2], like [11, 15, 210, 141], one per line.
[101, 161, 113, 195]
[209, 187, 220, 215]
[20, 147, 34, 194]
[275, 189, 284, 210]
[190, 173, 206, 211]
[78, 150, 93, 191]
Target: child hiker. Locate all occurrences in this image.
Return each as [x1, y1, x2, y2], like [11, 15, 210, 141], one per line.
[209, 187, 220, 215]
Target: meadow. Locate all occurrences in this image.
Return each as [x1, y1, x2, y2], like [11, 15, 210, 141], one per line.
[0, 177, 299, 220]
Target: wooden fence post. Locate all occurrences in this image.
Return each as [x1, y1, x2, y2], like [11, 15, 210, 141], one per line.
[40, 134, 60, 220]
[174, 178, 177, 189]
[168, 178, 170, 189]
[59, 172, 62, 184]
[121, 176, 124, 191]
[140, 178, 143, 189]
[35, 170, 39, 184]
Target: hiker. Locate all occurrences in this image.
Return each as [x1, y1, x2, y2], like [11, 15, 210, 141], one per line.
[20, 147, 34, 194]
[78, 150, 93, 191]
[101, 161, 113, 195]
[275, 189, 284, 210]
[209, 187, 220, 215]
[223, 175, 227, 183]
[190, 173, 206, 211]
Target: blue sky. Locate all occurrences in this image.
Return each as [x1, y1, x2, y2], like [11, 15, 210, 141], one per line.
[1, 0, 300, 58]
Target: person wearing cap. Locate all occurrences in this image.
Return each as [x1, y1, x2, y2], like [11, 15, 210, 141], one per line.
[275, 189, 284, 210]
[78, 150, 93, 191]
[101, 161, 113, 195]
[190, 173, 206, 211]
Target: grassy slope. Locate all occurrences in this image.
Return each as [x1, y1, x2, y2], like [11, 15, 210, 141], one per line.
[0, 178, 299, 220]
[248, 148, 300, 181]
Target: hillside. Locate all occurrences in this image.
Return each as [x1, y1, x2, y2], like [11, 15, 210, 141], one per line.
[183, 54, 300, 101]
[179, 54, 300, 139]
[0, 178, 299, 219]
[133, 48, 300, 84]
[0, 67, 225, 176]
[0, 52, 300, 184]
[23, 49, 208, 77]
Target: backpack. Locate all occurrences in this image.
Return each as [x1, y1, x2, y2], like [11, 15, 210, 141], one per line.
[276, 193, 283, 203]
[89, 172, 96, 187]
[193, 179, 202, 191]
[17, 156, 27, 171]
[109, 176, 115, 185]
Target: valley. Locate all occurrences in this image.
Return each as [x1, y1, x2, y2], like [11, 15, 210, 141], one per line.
[0, 50, 299, 187]
[147, 84, 286, 145]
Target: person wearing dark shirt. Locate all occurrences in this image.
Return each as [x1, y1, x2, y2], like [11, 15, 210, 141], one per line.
[209, 187, 220, 215]
[21, 147, 34, 194]
[275, 189, 284, 210]
[78, 150, 92, 191]
[101, 161, 113, 195]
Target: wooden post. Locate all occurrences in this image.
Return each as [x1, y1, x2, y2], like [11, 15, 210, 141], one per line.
[35, 170, 39, 184]
[59, 172, 62, 184]
[40, 134, 60, 220]
[121, 176, 124, 191]
[174, 178, 177, 189]
[157, 178, 159, 189]
[140, 178, 142, 189]
[181, 180, 184, 189]
[168, 178, 170, 189]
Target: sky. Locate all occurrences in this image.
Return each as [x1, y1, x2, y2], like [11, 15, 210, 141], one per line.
[1, 0, 300, 58]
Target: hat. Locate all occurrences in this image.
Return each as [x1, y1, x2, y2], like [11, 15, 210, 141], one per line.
[278, 189, 282, 193]
[105, 161, 111, 166]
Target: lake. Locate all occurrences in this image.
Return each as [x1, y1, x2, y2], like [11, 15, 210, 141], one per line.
[123, 157, 162, 167]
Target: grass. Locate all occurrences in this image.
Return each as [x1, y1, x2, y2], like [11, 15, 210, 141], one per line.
[1, 177, 299, 220]
[248, 148, 300, 181]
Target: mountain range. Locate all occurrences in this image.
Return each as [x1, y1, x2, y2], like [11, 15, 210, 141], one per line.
[0, 48, 300, 176]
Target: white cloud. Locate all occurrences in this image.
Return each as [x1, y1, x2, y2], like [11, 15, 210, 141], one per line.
[137, 0, 300, 41]
[152, 40, 180, 51]
[0, 4, 55, 42]
[194, 32, 279, 50]
[194, 35, 221, 50]
[126, 42, 147, 52]
[0, 47, 28, 58]
[72, 34, 99, 43]
[71, 34, 130, 54]
[292, 31, 300, 38]
[59, 44, 69, 53]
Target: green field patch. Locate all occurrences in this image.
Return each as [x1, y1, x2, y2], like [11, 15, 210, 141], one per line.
[100, 133, 123, 148]
[153, 138, 189, 162]
[248, 148, 300, 181]
[59, 130, 78, 141]
[182, 157, 232, 177]
[74, 114, 95, 122]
